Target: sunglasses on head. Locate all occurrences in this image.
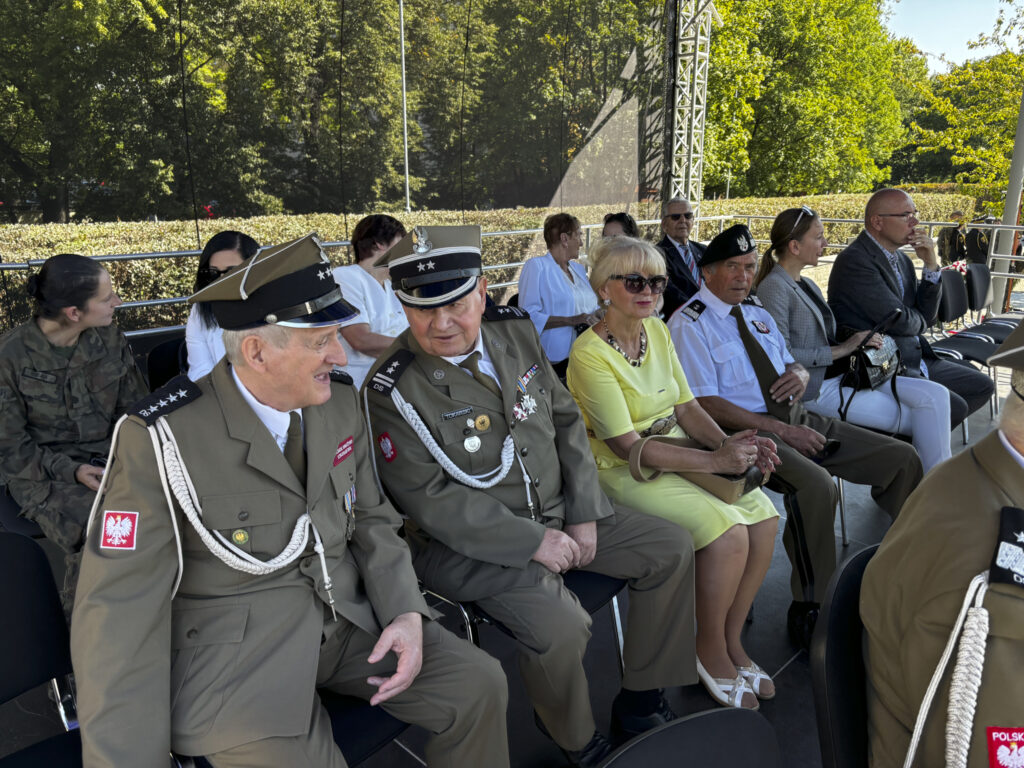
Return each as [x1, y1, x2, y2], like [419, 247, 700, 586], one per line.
[666, 212, 694, 221]
[787, 205, 817, 237]
[198, 265, 235, 280]
[610, 274, 668, 294]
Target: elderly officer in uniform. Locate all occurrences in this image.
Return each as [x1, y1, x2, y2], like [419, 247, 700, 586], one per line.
[363, 226, 697, 767]
[861, 325, 1024, 768]
[667, 224, 923, 648]
[70, 234, 509, 768]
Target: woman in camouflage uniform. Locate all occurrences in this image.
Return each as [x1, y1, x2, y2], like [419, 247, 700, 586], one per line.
[0, 254, 146, 612]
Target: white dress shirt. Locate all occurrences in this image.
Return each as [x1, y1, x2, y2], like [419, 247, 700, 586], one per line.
[185, 304, 227, 382]
[667, 284, 794, 414]
[332, 263, 409, 388]
[231, 366, 302, 452]
[518, 253, 598, 363]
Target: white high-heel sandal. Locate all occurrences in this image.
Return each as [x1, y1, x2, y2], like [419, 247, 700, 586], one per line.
[696, 659, 759, 711]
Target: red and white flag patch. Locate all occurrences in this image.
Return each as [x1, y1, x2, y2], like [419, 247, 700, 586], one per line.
[378, 432, 397, 463]
[100, 511, 138, 550]
[988, 728, 1024, 767]
[334, 436, 354, 466]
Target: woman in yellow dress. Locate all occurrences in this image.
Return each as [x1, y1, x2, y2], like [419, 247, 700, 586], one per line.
[567, 236, 780, 711]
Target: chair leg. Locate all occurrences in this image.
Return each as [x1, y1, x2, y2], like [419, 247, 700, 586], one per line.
[836, 477, 848, 547]
[610, 595, 626, 676]
[962, 418, 969, 445]
[50, 676, 78, 731]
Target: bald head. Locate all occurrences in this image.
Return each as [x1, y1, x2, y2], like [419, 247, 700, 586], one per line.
[864, 189, 912, 224]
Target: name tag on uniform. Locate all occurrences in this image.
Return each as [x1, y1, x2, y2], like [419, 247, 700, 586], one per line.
[334, 437, 354, 466]
[22, 368, 57, 384]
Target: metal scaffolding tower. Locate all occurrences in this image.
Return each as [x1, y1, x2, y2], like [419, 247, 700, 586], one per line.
[660, 0, 719, 208]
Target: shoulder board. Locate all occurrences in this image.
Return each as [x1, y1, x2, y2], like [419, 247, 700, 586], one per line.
[680, 299, 706, 322]
[742, 294, 764, 308]
[990, 506, 1024, 591]
[367, 349, 416, 397]
[330, 369, 353, 386]
[484, 305, 529, 321]
[130, 374, 201, 425]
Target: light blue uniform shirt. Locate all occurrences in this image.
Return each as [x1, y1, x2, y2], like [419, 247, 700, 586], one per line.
[667, 284, 794, 415]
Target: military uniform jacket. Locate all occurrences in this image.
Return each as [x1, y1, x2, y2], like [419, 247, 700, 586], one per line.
[0, 322, 146, 538]
[364, 309, 613, 581]
[861, 431, 1024, 767]
[71, 360, 427, 765]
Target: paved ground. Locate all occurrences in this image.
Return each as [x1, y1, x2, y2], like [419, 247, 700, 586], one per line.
[1, 362, 1013, 766]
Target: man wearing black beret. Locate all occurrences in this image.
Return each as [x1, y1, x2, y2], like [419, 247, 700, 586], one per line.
[668, 224, 922, 648]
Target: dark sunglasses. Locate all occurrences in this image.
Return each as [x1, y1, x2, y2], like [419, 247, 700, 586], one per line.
[666, 212, 694, 221]
[610, 274, 668, 294]
[787, 205, 816, 237]
[198, 265, 235, 280]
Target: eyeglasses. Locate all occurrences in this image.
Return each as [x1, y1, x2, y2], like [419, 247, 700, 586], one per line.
[876, 210, 918, 220]
[666, 212, 694, 221]
[609, 274, 668, 294]
[787, 205, 816, 237]
[198, 266, 235, 280]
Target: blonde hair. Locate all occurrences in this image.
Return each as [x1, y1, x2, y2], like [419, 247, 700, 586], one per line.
[588, 236, 666, 295]
[222, 324, 293, 366]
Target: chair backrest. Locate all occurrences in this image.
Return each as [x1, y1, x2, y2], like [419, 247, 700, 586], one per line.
[602, 708, 781, 767]
[936, 270, 969, 324]
[965, 262, 993, 313]
[147, 337, 188, 391]
[506, 293, 519, 308]
[0, 532, 73, 704]
[810, 544, 878, 768]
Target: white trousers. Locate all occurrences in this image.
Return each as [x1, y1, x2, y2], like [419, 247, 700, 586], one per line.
[805, 375, 952, 474]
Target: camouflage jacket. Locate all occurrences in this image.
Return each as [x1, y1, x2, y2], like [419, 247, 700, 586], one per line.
[0, 321, 147, 525]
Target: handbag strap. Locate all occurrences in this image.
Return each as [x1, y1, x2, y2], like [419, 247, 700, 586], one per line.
[628, 435, 698, 483]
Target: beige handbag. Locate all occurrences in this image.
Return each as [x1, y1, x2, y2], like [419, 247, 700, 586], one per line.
[627, 435, 763, 505]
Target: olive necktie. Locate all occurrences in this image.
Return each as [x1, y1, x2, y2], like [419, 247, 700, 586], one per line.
[729, 305, 796, 423]
[284, 412, 306, 482]
[459, 352, 503, 400]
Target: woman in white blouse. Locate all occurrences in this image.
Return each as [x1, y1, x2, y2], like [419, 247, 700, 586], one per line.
[185, 231, 259, 381]
[331, 214, 408, 388]
[518, 213, 601, 376]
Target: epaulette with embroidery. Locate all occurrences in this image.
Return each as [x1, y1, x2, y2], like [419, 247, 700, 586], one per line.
[330, 369, 353, 386]
[680, 299, 706, 322]
[742, 294, 764, 308]
[484, 305, 529, 321]
[367, 349, 415, 397]
[990, 506, 1024, 590]
[130, 374, 201, 425]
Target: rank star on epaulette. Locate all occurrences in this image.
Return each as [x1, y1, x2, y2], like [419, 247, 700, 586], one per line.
[742, 294, 764, 308]
[130, 375, 201, 425]
[681, 300, 706, 321]
[484, 305, 528, 321]
[368, 349, 415, 396]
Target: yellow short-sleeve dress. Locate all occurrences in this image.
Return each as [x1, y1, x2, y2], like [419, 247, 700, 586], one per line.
[567, 318, 777, 549]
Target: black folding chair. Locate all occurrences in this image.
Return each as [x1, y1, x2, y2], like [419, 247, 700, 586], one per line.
[965, 263, 1018, 342]
[0, 532, 81, 767]
[0, 485, 44, 538]
[147, 336, 189, 391]
[599, 708, 781, 767]
[809, 544, 878, 768]
[429, 569, 628, 674]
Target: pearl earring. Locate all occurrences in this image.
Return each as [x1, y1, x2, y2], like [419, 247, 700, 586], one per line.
[602, 298, 611, 307]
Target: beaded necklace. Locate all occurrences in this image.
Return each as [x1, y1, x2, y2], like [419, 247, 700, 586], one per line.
[602, 320, 647, 367]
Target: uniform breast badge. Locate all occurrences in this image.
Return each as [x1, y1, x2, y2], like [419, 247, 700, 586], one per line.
[512, 393, 538, 422]
[463, 436, 482, 453]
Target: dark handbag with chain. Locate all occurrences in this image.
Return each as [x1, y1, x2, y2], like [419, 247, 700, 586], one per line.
[845, 333, 901, 390]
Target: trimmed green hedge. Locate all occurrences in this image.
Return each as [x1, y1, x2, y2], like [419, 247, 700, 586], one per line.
[0, 192, 975, 331]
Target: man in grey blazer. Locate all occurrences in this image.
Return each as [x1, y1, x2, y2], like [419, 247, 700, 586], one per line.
[71, 234, 509, 768]
[827, 188, 994, 425]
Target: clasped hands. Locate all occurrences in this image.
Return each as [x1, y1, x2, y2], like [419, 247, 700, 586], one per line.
[715, 429, 780, 480]
[532, 521, 597, 574]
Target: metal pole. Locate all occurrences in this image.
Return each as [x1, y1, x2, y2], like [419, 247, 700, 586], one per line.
[399, 0, 411, 213]
[993, 85, 1024, 310]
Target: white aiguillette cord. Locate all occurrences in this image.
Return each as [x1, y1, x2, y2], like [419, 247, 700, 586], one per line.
[86, 414, 340, 619]
[902, 571, 989, 768]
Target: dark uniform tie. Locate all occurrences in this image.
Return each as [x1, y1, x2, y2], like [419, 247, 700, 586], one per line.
[459, 352, 503, 400]
[729, 305, 797, 423]
[284, 412, 306, 482]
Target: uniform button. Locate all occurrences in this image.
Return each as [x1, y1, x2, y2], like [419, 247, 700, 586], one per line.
[533, 477, 540, 487]
[237, 510, 249, 521]
[520, 447, 529, 456]
[509, 422, 516, 430]
[539, 387, 546, 395]
[463, 428, 473, 435]
[186, 628, 198, 639]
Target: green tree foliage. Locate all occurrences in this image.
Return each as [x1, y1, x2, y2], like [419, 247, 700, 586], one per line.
[704, 0, 907, 197]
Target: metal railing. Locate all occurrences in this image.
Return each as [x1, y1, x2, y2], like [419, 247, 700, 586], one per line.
[3, 217, 1022, 321]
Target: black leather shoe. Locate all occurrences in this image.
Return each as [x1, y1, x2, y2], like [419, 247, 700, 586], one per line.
[787, 600, 820, 650]
[534, 714, 614, 768]
[563, 731, 615, 767]
[610, 690, 677, 745]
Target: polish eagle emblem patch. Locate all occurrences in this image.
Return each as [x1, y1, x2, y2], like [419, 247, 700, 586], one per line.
[100, 511, 138, 550]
